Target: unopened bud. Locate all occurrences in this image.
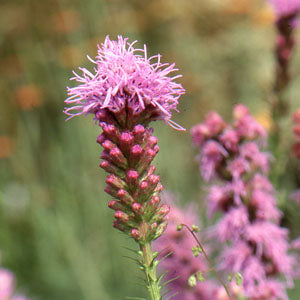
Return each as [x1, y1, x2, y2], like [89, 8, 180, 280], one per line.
[97, 134, 106, 144]
[106, 174, 126, 190]
[133, 125, 146, 143]
[130, 144, 143, 157]
[117, 189, 134, 205]
[102, 140, 115, 151]
[114, 210, 129, 222]
[108, 199, 124, 211]
[177, 224, 183, 231]
[158, 205, 170, 217]
[130, 229, 140, 240]
[110, 147, 127, 166]
[149, 196, 160, 206]
[126, 170, 139, 186]
[120, 132, 134, 148]
[191, 225, 199, 232]
[132, 202, 142, 212]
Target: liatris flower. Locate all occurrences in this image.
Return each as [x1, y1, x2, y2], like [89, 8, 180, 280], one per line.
[154, 193, 215, 300]
[191, 104, 295, 299]
[64, 36, 185, 300]
[64, 35, 185, 130]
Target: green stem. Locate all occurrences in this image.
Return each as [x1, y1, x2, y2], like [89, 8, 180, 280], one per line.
[140, 241, 162, 300]
[181, 224, 233, 300]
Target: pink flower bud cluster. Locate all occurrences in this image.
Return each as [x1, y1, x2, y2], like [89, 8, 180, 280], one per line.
[98, 123, 169, 242]
[154, 193, 215, 300]
[191, 104, 295, 299]
[0, 257, 28, 300]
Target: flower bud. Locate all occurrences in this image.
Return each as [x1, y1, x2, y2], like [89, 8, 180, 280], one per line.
[114, 210, 129, 222]
[120, 132, 134, 149]
[132, 202, 142, 213]
[102, 140, 115, 151]
[131, 229, 140, 240]
[97, 134, 106, 144]
[133, 125, 146, 143]
[106, 174, 126, 190]
[126, 170, 139, 186]
[109, 147, 127, 166]
[108, 199, 123, 211]
[117, 189, 134, 205]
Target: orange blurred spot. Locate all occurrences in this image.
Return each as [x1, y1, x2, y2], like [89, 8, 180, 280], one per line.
[225, 0, 254, 15]
[254, 109, 273, 132]
[51, 9, 81, 34]
[251, 6, 275, 26]
[14, 84, 43, 111]
[0, 136, 14, 159]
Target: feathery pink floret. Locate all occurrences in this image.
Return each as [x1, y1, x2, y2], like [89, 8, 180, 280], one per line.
[64, 35, 185, 129]
[269, 0, 300, 17]
[154, 193, 215, 300]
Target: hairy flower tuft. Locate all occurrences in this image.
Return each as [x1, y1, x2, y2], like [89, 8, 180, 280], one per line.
[64, 35, 185, 130]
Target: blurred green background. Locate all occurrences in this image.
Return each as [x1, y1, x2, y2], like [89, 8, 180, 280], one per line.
[1, 0, 300, 299]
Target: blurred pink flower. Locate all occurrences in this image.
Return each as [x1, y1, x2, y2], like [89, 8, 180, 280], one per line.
[269, 0, 300, 17]
[154, 193, 215, 300]
[0, 269, 14, 300]
[191, 104, 295, 299]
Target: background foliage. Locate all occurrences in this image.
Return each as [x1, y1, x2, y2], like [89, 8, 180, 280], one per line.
[1, 0, 300, 299]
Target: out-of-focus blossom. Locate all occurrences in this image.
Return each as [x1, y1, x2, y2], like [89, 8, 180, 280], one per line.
[14, 85, 43, 111]
[154, 193, 215, 300]
[269, 0, 300, 17]
[191, 104, 295, 299]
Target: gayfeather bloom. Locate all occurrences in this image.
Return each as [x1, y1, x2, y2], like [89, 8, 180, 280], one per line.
[64, 36, 185, 299]
[65, 35, 185, 130]
[154, 193, 215, 300]
[191, 104, 295, 299]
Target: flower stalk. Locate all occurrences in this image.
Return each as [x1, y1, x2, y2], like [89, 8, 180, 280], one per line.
[140, 242, 162, 300]
[268, 0, 300, 180]
[179, 224, 233, 300]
